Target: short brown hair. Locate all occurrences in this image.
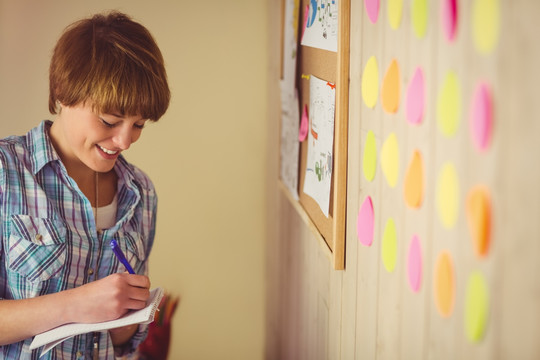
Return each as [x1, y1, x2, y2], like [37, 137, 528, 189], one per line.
[49, 11, 170, 121]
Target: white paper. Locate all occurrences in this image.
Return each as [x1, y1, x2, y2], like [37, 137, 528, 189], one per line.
[301, 0, 339, 52]
[279, 0, 301, 199]
[31, 287, 164, 358]
[281, 0, 300, 93]
[303, 75, 335, 217]
[280, 86, 300, 199]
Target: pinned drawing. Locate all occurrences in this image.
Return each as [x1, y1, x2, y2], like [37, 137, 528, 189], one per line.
[303, 75, 336, 216]
[301, 0, 339, 52]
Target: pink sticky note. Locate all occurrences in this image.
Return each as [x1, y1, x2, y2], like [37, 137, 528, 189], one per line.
[408, 235, 422, 292]
[365, 0, 380, 24]
[357, 196, 375, 246]
[442, 0, 458, 42]
[470, 83, 493, 152]
[299, 104, 309, 142]
[406, 67, 425, 126]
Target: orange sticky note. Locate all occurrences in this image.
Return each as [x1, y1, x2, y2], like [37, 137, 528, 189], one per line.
[381, 59, 400, 114]
[466, 185, 491, 258]
[434, 251, 455, 317]
[403, 150, 424, 208]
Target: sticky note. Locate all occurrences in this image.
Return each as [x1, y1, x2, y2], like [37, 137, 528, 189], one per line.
[404, 150, 424, 209]
[434, 251, 455, 317]
[381, 133, 399, 188]
[388, 0, 403, 30]
[381, 59, 400, 114]
[472, 0, 500, 54]
[437, 71, 461, 137]
[436, 162, 459, 229]
[357, 196, 375, 247]
[465, 271, 489, 343]
[441, 0, 458, 42]
[365, 0, 380, 24]
[382, 218, 397, 273]
[412, 0, 428, 38]
[408, 235, 422, 292]
[406, 67, 425, 126]
[470, 82, 493, 152]
[466, 185, 491, 258]
[299, 104, 309, 142]
[363, 130, 377, 182]
[362, 56, 379, 109]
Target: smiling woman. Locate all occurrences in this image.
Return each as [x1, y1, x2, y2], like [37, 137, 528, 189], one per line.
[0, 11, 170, 360]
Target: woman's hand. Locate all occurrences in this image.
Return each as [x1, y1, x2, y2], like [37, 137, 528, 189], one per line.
[69, 273, 151, 324]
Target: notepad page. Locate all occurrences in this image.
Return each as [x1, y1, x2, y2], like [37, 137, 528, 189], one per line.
[30, 287, 164, 353]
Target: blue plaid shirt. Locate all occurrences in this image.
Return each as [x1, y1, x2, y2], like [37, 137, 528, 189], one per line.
[0, 121, 157, 359]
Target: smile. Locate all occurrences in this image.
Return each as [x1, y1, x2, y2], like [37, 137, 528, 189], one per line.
[97, 144, 119, 155]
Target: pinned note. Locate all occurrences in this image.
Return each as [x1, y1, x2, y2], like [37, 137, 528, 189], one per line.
[382, 59, 400, 114]
[406, 67, 425, 126]
[299, 104, 309, 142]
[472, 0, 500, 54]
[436, 162, 460, 229]
[382, 218, 397, 272]
[381, 133, 400, 188]
[470, 82, 493, 152]
[412, 0, 428, 38]
[437, 71, 462, 137]
[362, 56, 379, 109]
[407, 235, 422, 292]
[403, 150, 424, 209]
[465, 271, 489, 342]
[466, 185, 491, 258]
[363, 130, 377, 182]
[388, 0, 404, 30]
[364, 0, 380, 24]
[357, 196, 375, 247]
[434, 251, 455, 317]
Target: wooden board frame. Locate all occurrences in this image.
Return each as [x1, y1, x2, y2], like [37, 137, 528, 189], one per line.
[280, 0, 350, 270]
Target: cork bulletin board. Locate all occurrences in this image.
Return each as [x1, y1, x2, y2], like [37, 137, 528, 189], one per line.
[280, 0, 350, 270]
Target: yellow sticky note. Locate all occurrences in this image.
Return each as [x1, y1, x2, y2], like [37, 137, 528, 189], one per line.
[473, 0, 500, 54]
[436, 162, 459, 228]
[404, 150, 424, 209]
[382, 218, 397, 273]
[362, 56, 379, 108]
[465, 271, 489, 342]
[388, 0, 404, 30]
[381, 59, 400, 114]
[363, 130, 377, 182]
[412, 0, 428, 38]
[434, 251, 455, 317]
[437, 71, 461, 137]
[381, 133, 400, 188]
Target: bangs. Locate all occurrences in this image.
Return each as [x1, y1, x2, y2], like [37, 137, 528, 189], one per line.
[88, 51, 169, 120]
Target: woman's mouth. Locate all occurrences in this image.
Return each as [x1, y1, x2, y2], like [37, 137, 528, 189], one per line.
[96, 144, 119, 159]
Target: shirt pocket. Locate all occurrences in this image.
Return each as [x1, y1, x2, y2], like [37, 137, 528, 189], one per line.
[7, 214, 67, 282]
[114, 230, 147, 274]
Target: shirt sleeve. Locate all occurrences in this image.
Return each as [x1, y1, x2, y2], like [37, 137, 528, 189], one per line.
[112, 323, 150, 358]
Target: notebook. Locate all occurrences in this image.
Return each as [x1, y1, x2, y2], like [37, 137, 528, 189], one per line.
[30, 287, 164, 357]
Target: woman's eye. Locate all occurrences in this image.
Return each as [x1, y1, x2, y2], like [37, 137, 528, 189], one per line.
[134, 123, 145, 130]
[101, 119, 115, 128]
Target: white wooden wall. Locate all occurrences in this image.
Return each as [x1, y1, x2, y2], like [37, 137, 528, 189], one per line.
[266, 0, 540, 359]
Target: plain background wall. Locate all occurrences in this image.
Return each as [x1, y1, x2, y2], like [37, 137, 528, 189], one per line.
[0, 1, 267, 359]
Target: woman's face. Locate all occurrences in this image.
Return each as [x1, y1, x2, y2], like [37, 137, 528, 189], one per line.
[50, 102, 147, 175]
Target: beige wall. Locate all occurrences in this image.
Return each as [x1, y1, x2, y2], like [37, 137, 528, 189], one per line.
[0, 1, 267, 359]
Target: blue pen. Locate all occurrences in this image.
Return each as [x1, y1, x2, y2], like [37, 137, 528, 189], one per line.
[110, 239, 135, 274]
